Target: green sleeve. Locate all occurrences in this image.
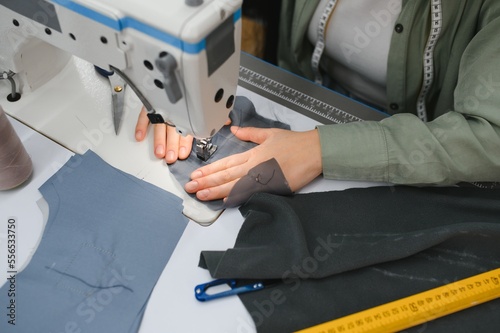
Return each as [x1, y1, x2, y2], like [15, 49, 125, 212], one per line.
[319, 17, 500, 185]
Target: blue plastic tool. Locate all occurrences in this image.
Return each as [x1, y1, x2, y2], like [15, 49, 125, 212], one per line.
[194, 279, 265, 302]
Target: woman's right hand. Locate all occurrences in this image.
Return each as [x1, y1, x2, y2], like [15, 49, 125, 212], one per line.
[134, 106, 193, 164]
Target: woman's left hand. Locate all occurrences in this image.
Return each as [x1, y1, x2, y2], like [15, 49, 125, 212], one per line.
[184, 126, 323, 201]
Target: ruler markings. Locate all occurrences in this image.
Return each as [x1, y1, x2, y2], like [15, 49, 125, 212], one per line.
[238, 65, 362, 125]
[295, 268, 500, 333]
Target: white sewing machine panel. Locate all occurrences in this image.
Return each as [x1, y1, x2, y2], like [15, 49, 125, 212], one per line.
[0, 0, 242, 138]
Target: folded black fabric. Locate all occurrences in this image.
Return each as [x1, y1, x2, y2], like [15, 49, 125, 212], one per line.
[199, 186, 500, 333]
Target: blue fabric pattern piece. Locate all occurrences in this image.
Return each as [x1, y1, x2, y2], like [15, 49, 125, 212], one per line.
[0, 150, 188, 332]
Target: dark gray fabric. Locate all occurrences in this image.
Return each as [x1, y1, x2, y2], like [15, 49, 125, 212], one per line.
[169, 96, 290, 210]
[0, 150, 188, 333]
[199, 186, 500, 333]
[224, 158, 292, 208]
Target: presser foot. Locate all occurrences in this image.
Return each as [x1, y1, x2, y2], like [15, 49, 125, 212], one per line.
[196, 138, 217, 161]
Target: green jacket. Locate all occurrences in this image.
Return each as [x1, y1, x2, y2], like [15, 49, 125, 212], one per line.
[278, 0, 500, 185]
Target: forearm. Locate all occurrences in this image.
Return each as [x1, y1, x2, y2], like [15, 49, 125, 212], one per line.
[318, 111, 500, 185]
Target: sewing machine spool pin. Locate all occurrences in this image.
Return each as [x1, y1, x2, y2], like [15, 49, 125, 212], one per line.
[1, 71, 21, 102]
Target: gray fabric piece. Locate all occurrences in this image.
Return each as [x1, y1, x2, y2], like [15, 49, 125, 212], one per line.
[224, 158, 292, 208]
[199, 186, 500, 333]
[169, 96, 290, 210]
[0, 150, 188, 333]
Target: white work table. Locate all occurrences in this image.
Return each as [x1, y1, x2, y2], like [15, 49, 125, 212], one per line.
[0, 56, 382, 332]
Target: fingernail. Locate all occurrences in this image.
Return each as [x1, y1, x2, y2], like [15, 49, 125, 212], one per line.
[191, 170, 202, 179]
[155, 145, 164, 156]
[179, 147, 186, 158]
[166, 150, 175, 161]
[197, 189, 210, 200]
[185, 181, 198, 192]
[135, 130, 143, 141]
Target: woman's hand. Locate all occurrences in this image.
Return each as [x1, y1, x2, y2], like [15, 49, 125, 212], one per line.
[135, 106, 193, 164]
[184, 126, 323, 201]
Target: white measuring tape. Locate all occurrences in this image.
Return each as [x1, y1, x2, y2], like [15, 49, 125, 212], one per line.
[311, 0, 339, 85]
[416, 0, 443, 122]
[311, 0, 443, 122]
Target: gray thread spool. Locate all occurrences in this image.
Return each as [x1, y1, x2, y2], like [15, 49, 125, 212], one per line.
[0, 105, 33, 190]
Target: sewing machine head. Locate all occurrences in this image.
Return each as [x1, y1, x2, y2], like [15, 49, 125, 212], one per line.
[0, 0, 242, 160]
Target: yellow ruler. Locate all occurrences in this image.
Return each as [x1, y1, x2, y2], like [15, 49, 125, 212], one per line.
[296, 268, 500, 333]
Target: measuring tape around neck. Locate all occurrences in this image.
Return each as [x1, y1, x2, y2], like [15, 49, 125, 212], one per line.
[295, 268, 500, 333]
[416, 0, 443, 122]
[311, 0, 443, 121]
[311, 0, 339, 85]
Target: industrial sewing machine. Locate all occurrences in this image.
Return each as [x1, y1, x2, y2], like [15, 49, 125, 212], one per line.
[0, 0, 242, 161]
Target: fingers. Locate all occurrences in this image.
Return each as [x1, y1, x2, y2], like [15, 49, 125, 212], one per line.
[164, 126, 193, 163]
[136, 106, 193, 163]
[185, 153, 250, 201]
[164, 125, 179, 162]
[185, 173, 240, 201]
[186, 164, 244, 191]
[135, 107, 150, 141]
[153, 123, 167, 158]
[178, 134, 194, 160]
[183, 129, 273, 201]
[191, 153, 249, 180]
[194, 179, 238, 201]
[231, 126, 270, 144]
